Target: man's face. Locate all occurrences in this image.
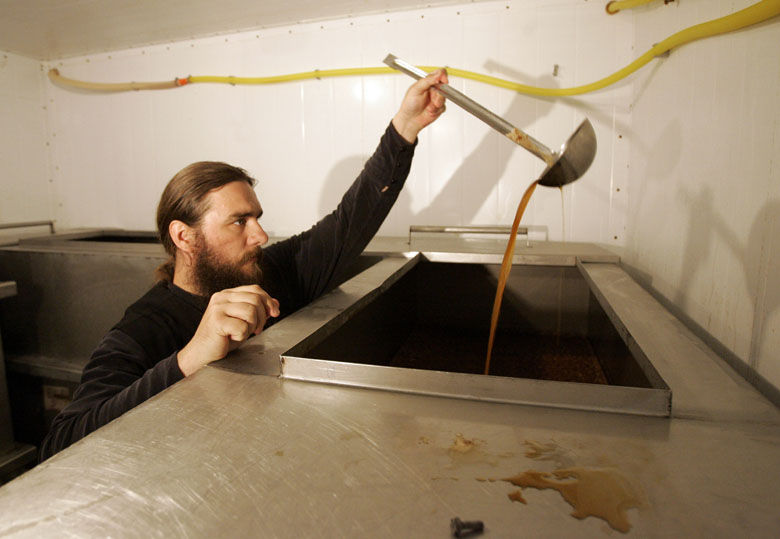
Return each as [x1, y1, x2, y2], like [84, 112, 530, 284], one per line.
[191, 181, 269, 297]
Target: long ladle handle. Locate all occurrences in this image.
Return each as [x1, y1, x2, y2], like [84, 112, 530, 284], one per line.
[384, 54, 555, 166]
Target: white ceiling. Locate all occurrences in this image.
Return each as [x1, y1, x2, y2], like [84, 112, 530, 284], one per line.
[0, 0, 470, 61]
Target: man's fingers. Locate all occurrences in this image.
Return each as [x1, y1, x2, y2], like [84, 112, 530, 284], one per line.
[218, 315, 255, 342]
[222, 302, 263, 332]
[264, 297, 280, 318]
[213, 286, 280, 318]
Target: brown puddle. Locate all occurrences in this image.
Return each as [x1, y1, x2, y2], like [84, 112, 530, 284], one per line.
[500, 467, 642, 533]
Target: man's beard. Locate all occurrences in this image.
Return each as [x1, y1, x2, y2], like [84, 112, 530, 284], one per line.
[192, 238, 263, 297]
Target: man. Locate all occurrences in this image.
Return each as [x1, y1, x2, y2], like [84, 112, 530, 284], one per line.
[40, 69, 448, 461]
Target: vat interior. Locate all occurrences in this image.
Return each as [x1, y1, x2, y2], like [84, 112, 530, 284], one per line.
[302, 260, 653, 388]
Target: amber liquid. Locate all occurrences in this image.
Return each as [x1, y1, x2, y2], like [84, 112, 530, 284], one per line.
[484, 180, 539, 375]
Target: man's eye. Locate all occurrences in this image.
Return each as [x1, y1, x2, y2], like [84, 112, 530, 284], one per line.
[234, 218, 246, 226]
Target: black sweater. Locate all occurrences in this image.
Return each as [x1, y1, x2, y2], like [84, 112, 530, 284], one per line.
[40, 122, 416, 461]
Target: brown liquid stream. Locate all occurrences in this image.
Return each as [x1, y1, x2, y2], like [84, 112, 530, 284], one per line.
[484, 180, 538, 375]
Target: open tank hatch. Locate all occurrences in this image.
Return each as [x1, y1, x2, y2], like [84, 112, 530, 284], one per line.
[281, 256, 671, 417]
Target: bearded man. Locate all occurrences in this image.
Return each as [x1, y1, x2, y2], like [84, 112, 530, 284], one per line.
[40, 69, 448, 461]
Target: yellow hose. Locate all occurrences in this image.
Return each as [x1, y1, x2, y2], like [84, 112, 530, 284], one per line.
[606, 0, 659, 15]
[47, 0, 780, 97]
[47, 68, 184, 91]
[504, 0, 780, 96]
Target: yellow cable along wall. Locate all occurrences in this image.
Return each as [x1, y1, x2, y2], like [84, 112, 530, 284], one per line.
[48, 0, 780, 97]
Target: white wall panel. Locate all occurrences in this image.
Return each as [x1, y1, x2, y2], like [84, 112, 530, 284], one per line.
[41, 0, 629, 243]
[623, 0, 780, 389]
[0, 51, 50, 227]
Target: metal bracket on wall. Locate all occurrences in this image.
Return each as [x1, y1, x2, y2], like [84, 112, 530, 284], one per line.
[0, 220, 56, 234]
[407, 225, 529, 245]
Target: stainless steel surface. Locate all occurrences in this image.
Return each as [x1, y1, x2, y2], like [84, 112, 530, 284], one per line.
[0, 221, 55, 234]
[0, 240, 778, 536]
[0, 244, 163, 360]
[0, 282, 37, 482]
[1, 366, 778, 537]
[0, 283, 17, 451]
[383, 54, 597, 187]
[366, 237, 620, 267]
[282, 356, 671, 416]
[579, 262, 780, 424]
[537, 118, 598, 188]
[407, 224, 528, 245]
[279, 255, 671, 417]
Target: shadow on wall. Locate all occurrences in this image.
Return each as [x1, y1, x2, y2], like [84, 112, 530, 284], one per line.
[621, 118, 683, 265]
[677, 185, 780, 377]
[318, 68, 559, 232]
[621, 108, 779, 398]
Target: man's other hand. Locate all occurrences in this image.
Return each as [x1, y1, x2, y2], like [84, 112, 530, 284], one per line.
[177, 284, 280, 376]
[392, 68, 448, 143]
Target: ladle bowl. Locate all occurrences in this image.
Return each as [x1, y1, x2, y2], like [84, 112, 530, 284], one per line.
[537, 118, 596, 187]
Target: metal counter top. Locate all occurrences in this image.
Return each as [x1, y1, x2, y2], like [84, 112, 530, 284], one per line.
[0, 240, 778, 537]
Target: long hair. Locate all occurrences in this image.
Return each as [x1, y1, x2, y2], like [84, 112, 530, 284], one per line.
[155, 161, 256, 281]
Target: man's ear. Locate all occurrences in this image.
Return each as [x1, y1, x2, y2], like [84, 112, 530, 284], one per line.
[169, 220, 197, 264]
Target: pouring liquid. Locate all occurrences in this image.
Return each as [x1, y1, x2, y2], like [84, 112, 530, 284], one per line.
[484, 180, 539, 375]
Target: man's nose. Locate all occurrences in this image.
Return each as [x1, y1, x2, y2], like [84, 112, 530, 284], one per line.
[248, 220, 269, 246]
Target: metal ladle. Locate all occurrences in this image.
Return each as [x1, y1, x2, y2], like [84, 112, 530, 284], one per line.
[383, 54, 597, 187]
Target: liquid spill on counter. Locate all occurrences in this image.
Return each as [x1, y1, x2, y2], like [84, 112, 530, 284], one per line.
[439, 435, 645, 533]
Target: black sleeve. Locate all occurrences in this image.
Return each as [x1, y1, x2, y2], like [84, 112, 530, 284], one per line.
[39, 329, 184, 461]
[262, 121, 417, 316]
